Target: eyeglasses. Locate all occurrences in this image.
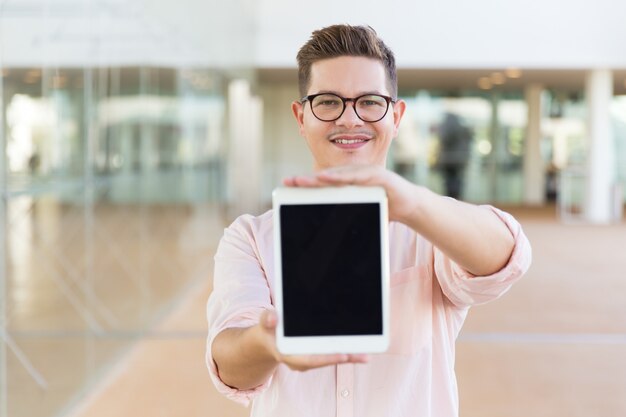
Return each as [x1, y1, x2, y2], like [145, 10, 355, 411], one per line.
[301, 93, 396, 123]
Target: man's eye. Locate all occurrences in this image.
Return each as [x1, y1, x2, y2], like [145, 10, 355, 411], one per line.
[359, 97, 385, 106]
[317, 99, 340, 105]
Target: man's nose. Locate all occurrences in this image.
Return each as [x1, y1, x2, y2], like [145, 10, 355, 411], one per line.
[336, 101, 363, 128]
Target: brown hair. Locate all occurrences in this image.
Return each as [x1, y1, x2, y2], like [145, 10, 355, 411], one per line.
[296, 24, 397, 99]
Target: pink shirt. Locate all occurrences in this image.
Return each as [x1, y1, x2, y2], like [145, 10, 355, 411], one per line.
[206, 206, 531, 417]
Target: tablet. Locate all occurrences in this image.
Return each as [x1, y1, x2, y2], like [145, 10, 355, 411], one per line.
[272, 186, 390, 355]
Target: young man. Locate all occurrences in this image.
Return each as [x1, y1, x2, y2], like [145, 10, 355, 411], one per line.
[207, 24, 531, 417]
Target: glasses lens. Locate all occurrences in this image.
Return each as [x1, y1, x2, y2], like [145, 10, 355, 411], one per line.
[355, 95, 389, 122]
[310, 94, 344, 121]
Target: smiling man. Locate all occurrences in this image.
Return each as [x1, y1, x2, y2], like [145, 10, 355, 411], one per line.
[207, 24, 532, 417]
[293, 54, 399, 169]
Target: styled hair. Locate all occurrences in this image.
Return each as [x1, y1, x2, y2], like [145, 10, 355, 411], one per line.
[296, 24, 397, 99]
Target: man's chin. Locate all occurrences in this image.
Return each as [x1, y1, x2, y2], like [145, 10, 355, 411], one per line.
[321, 157, 381, 169]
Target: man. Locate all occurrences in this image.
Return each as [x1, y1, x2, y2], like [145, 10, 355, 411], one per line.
[436, 112, 472, 199]
[207, 24, 531, 417]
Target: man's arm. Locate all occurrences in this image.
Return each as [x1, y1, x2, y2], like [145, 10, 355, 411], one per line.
[211, 315, 278, 390]
[397, 185, 514, 276]
[212, 310, 369, 390]
[284, 165, 514, 277]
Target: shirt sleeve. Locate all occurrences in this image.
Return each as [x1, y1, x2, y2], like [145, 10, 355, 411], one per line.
[206, 215, 274, 406]
[433, 205, 532, 308]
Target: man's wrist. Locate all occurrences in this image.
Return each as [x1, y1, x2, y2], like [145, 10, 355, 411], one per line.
[395, 182, 430, 226]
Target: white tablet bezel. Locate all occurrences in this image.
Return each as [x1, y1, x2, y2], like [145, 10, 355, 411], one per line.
[272, 186, 390, 355]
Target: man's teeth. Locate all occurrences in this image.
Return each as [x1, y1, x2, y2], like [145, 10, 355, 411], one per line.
[334, 139, 367, 144]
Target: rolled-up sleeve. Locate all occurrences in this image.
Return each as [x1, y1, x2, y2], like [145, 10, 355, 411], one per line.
[206, 215, 274, 405]
[434, 206, 532, 308]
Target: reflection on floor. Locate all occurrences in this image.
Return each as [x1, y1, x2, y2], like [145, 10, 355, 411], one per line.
[4, 198, 223, 417]
[5, 204, 626, 417]
[66, 280, 244, 417]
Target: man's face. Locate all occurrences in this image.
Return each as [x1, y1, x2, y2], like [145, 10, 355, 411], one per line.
[292, 56, 406, 171]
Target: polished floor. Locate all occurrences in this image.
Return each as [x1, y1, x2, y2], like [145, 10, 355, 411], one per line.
[3, 197, 223, 417]
[4, 203, 626, 417]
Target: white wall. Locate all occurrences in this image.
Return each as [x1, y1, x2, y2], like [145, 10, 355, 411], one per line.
[0, 0, 256, 67]
[255, 0, 626, 68]
[2, 0, 626, 68]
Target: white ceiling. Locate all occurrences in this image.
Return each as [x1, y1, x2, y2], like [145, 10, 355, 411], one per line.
[1, 0, 626, 89]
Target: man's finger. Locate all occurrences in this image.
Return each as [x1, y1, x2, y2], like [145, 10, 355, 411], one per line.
[282, 175, 322, 187]
[347, 354, 370, 363]
[283, 353, 371, 371]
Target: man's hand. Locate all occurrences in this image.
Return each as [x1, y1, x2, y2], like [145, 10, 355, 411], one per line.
[283, 164, 420, 223]
[282, 164, 515, 276]
[213, 310, 369, 390]
[257, 310, 369, 372]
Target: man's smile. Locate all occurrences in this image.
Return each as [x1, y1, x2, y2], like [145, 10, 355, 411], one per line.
[329, 133, 373, 149]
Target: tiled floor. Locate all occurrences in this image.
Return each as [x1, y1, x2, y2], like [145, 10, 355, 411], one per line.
[3, 198, 222, 417]
[67, 281, 245, 417]
[455, 207, 626, 416]
[5, 203, 626, 417]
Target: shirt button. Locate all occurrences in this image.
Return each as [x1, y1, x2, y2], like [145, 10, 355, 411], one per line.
[341, 389, 350, 398]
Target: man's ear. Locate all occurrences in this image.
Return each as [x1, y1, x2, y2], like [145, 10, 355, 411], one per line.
[291, 100, 306, 137]
[392, 99, 407, 137]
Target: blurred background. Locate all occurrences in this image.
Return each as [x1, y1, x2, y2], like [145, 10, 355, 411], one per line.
[0, 1, 625, 416]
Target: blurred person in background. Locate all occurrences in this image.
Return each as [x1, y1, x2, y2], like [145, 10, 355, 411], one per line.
[435, 112, 472, 199]
[207, 24, 531, 417]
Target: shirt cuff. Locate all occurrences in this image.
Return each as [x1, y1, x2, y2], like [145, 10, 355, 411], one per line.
[206, 308, 274, 406]
[435, 205, 532, 307]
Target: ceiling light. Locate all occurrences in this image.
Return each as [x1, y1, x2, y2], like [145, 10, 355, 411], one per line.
[491, 72, 505, 85]
[478, 77, 492, 90]
[52, 75, 67, 88]
[26, 69, 41, 78]
[505, 68, 522, 78]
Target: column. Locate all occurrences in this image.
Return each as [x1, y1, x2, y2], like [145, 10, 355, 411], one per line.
[488, 92, 500, 201]
[584, 69, 615, 223]
[0, 64, 8, 417]
[139, 68, 156, 175]
[227, 79, 263, 218]
[523, 84, 545, 205]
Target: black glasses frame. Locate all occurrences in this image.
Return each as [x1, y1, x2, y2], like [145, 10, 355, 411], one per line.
[300, 93, 396, 122]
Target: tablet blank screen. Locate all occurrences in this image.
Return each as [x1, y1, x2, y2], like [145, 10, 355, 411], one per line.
[280, 203, 383, 337]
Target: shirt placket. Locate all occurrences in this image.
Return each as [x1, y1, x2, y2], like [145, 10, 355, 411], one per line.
[336, 363, 354, 417]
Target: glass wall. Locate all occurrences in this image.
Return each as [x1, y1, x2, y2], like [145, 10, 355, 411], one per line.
[1, 65, 230, 417]
[612, 95, 626, 191]
[2, 67, 226, 203]
[393, 91, 527, 204]
[394, 88, 626, 208]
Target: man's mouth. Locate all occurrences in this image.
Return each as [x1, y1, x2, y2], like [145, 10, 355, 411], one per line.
[332, 138, 370, 144]
[329, 134, 373, 148]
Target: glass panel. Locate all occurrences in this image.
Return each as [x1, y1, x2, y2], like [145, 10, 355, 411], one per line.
[2, 66, 229, 417]
[1, 61, 230, 417]
[395, 91, 509, 203]
[492, 95, 527, 204]
[1, 0, 256, 415]
[611, 95, 626, 204]
[543, 90, 587, 210]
